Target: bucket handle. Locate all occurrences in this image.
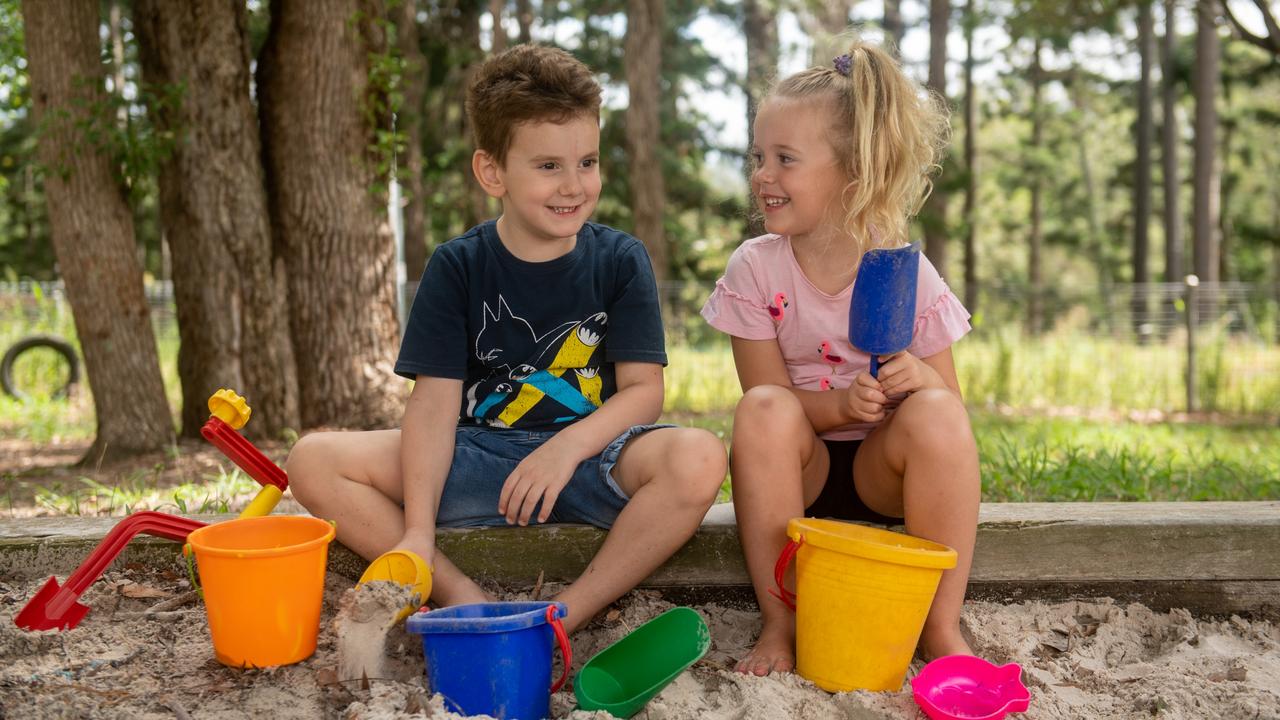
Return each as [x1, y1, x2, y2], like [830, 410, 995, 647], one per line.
[769, 537, 803, 611]
[546, 605, 572, 694]
[182, 544, 204, 600]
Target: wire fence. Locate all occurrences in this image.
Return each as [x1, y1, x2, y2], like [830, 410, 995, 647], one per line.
[4, 279, 1279, 416]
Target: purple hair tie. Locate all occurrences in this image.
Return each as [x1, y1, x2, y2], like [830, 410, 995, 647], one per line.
[833, 53, 853, 76]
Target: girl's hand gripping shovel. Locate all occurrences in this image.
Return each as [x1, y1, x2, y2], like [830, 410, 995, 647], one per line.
[848, 242, 921, 378]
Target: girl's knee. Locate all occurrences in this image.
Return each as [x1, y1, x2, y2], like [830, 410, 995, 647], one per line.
[896, 389, 974, 449]
[733, 385, 806, 447]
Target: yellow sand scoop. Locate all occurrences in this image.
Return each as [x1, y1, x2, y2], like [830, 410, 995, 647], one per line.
[358, 549, 432, 621]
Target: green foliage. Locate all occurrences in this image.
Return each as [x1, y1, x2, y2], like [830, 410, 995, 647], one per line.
[357, 6, 406, 197]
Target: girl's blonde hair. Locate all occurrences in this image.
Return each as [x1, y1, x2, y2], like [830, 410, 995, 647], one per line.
[768, 39, 950, 255]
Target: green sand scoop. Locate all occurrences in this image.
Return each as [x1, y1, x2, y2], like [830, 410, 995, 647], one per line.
[575, 607, 711, 718]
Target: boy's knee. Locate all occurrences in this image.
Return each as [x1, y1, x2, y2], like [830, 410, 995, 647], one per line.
[284, 432, 333, 501]
[661, 428, 727, 508]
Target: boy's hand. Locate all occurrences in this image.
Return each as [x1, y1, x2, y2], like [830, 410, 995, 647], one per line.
[844, 372, 888, 423]
[499, 441, 580, 526]
[875, 351, 941, 396]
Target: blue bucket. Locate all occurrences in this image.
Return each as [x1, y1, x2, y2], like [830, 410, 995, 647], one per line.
[405, 601, 572, 720]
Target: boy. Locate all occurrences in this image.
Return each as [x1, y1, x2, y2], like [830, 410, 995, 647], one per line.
[286, 44, 727, 633]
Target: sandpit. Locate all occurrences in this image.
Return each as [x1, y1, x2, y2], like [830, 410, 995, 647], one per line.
[2, 565, 1277, 719]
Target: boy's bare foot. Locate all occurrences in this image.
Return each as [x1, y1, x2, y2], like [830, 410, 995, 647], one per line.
[919, 625, 973, 661]
[736, 619, 796, 676]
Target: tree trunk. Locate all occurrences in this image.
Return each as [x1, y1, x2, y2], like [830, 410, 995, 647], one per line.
[1027, 38, 1044, 335]
[108, 1, 127, 126]
[884, 0, 905, 52]
[1161, 0, 1182, 282]
[515, 0, 532, 43]
[1134, 0, 1154, 337]
[1218, 108, 1232, 282]
[396, 0, 430, 279]
[459, 4, 489, 228]
[21, 0, 174, 460]
[744, 0, 779, 238]
[923, 0, 950, 277]
[962, 0, 978, 312]
[1191, 0, 1219, 285]
[134, 0, 299, 439]
[625, 0, 667, 284]
[1071, 71, 1106, 289]
[259, 0, 403, 429]
[489, 0, 507, 52]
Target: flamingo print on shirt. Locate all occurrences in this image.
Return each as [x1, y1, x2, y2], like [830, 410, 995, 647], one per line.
[818, 340, 845, 367]
[767, 292, 789, 323]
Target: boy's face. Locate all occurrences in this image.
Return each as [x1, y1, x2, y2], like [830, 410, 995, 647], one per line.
[750, 97, 847, 242]
[478, 115, 602, 255]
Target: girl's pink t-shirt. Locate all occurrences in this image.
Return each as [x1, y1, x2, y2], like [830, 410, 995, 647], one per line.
[701, 234, 972, 441]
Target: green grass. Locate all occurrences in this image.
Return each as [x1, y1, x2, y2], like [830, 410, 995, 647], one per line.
[665, 409, 1280, 503]
[7, 466, 261, 517]
[3, 298, 1278, 507]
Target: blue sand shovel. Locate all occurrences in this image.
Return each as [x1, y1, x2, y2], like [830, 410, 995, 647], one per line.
[848, 242, 921, 379]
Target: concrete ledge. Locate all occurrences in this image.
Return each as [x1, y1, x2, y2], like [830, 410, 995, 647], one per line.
[3, 502, 1278, 615]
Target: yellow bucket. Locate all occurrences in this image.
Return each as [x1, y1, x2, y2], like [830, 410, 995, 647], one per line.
[776, 518, 956, 692]
[185, 516, 335, 668]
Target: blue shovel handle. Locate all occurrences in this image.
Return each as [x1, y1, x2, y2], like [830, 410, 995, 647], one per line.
[870, 355, 881, 379]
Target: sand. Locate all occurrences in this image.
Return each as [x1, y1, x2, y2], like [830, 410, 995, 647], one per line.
[335, 581, 418, 685]
[2, 566, 1278, 719]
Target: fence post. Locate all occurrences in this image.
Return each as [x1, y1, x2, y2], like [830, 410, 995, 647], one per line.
[1185, 274, 1198, 413]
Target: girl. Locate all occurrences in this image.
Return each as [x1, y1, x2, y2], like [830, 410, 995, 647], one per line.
[701, 40, 980, 676]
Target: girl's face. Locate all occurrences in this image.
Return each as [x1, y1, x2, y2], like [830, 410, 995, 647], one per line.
[749, 97, 847, 242]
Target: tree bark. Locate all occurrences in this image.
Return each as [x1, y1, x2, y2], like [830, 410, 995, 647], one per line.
[515, 0, 532, 43]
[396, 0, 430, 279]
[259, 0, 404, 429]
[21, 0, 174, 460]
[923, 0, 950, 277]
[1027, 37, 1044, 335]
[625, 0, 667, 283]
[1161, 0, 1182, 282]
[489, 0, 507, 53]
[744, 0, 779, 238]
[1191, 0, 1219, 284]
[1134, 0, 1154, 336]
[962, 0, 978, 312]
[884, 0, 905, 52]
[134, 0, 299, 439]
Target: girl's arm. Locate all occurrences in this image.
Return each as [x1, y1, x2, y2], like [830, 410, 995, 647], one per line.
[730, 336, 883, 433]
[878, 347, 964, 399]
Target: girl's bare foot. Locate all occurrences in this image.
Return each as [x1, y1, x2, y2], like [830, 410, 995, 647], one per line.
[736, 617, 796, 676]
[919, 624, 973, 661]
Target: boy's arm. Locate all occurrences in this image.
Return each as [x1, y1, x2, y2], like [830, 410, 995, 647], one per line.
[396, 375, 463, 563]
[498, 360, 663, 526]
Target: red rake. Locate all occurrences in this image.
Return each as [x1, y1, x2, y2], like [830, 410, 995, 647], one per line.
[16, 399, 290, 632]
[200, 416, 288, 491]
[15, 511, 208, 631]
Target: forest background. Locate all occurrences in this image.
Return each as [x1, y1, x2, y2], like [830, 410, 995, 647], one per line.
[0, 0, 1277, 511]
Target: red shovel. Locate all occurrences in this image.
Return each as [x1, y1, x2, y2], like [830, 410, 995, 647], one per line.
[14, 511, 208, 631]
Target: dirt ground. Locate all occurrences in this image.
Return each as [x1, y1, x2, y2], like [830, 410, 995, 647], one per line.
[2, 561, 1278, 720]
[1, 435, 295, 517]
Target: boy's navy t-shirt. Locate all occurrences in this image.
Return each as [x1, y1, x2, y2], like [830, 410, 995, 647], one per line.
[396, 220, 667, 431]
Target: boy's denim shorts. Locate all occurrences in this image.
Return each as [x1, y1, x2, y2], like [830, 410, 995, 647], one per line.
[435, 423, 673, 530]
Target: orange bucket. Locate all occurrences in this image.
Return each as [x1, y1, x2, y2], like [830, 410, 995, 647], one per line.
[185, 515, 335, 667]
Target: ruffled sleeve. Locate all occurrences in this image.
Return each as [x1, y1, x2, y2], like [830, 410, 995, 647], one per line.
[700, 242, 777, 340]
[907, 256, 972, 358]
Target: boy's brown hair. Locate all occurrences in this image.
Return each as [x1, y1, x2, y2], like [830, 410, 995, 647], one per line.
[465, 44, 602, 166]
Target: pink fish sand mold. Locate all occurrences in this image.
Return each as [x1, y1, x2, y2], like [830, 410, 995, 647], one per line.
[911, 655, 1030, 720]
